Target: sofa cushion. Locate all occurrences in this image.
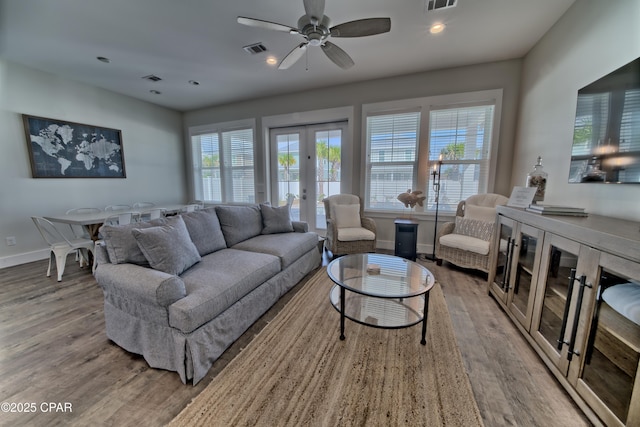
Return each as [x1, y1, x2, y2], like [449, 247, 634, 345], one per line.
[181, 208, 227, 256]
[337, 227, 376, 242]
[334, 204, 361, 228]
[455, 217, 494, 241]
[260, 203, 294, 234]
[439, 233, 490, 255]
[169, 248, 280, 333]
[464, 204, 496, 222]
[100, 218, 167, 265]
[132, 216, 201, 276]
[232, 232, 318, 269]
[216, 205, 263, 246]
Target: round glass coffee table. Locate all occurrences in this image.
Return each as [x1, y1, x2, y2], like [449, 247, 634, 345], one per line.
[327, 253, 436, 345]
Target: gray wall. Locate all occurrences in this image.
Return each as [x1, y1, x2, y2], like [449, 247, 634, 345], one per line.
[0, 60, 187, 267]
[184, 60, 523, 252]
[512, 0, 640, 221]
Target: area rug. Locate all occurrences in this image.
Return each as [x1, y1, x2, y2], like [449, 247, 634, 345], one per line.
[170, 268, 484, 427]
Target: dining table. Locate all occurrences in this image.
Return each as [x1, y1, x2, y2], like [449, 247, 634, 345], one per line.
[43, 203, 191, 240]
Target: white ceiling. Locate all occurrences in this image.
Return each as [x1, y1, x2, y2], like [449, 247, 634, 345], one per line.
[0, 0, 576, 112]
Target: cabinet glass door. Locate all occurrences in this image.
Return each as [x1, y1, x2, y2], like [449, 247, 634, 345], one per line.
[490, 216, 516, 303]
[568, 253, 640, 426]
[531, 234, 582, 375]
[506, 224, 542, 332]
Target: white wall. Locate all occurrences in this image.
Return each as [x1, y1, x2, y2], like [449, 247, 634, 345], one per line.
[0, 60, 186, 267]
[185, 60, 523, 252]
[513, 0, 640, 221]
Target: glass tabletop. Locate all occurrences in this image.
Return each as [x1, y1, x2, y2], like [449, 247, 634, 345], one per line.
[327, 253, 435, 298]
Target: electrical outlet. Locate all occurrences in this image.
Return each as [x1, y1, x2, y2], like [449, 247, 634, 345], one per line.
[6, 236, 16, 246]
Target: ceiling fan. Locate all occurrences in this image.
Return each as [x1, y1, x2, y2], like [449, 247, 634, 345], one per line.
[237, 0, 391, 70]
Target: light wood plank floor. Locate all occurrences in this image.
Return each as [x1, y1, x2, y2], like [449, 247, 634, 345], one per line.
[0, 254, 591, 426]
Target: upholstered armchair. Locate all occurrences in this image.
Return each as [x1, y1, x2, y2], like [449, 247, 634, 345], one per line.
[322, 194, 377, 256]
[435, 193, 508, 273]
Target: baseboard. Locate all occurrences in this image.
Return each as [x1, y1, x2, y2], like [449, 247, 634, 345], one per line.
[0, 249, 49, 269]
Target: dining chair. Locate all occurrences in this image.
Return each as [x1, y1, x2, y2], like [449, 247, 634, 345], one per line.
[140, 208, 166, 221]
[105, 204, 131, 211]
[103, 211, 140, 226]
[31, 216, 95, 281]
[182, 204, 200, 213]
[133, 202, 155, 209]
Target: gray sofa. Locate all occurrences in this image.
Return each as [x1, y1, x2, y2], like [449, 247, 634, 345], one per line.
[93, 204, 321, 385]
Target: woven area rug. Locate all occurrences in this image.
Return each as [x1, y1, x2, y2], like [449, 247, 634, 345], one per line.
[170, 268, 484, 427]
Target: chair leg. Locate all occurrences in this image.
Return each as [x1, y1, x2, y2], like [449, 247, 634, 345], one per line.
[53, 250, 69, 282]
[47, 251, 54, 277]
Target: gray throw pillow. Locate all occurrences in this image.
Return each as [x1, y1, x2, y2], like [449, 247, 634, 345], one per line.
[215, 205, 263, 246]
[454, 217, 495, 241]
[100, 218, 167, 265]
[181, 208, 227, 256]
[132, 216, 201, 276]
[260, 203, 294, 234]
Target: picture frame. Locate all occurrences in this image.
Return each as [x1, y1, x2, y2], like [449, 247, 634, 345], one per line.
[22, 114, 126, 178]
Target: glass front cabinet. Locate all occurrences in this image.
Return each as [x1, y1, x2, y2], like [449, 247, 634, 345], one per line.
[489, 207, 640, 426]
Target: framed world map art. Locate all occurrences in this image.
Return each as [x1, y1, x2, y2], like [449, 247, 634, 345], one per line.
[22, 115, 126, 178]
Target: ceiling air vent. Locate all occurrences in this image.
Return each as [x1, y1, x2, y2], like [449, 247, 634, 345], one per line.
[243, 42, 268, 55]
[426, 0, 457, 12]
[142, 74, 162, 82]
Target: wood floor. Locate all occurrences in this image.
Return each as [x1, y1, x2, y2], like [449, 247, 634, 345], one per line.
[0, 254, 592, 426]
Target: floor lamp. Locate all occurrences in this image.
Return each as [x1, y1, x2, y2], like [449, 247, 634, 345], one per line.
[425, 157, 442, 261]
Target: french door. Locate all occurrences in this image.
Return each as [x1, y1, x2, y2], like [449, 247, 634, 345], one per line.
[269, 122, 346, 234]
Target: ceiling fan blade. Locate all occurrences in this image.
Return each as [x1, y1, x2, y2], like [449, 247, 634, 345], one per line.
[303, 0, 325, 21]
[279, 43, 308, 69]
[237, 16, 298, 33]
[321, 41, 354, 70]
[330, 18, 391, 37]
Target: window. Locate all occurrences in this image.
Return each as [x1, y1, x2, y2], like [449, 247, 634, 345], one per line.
[428, 105, 495, 211]
[363, 90, 501, 213]
[191, 121, 255, 203]
[365, 111, 420, 210]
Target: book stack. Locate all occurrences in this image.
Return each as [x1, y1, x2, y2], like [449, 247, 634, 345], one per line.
[525, 204, 588, 217]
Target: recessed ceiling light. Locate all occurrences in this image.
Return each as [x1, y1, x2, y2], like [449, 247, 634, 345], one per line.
[266, 56, 278, 66]
[97, 56, 111, 63]
[149, 90, 162, 95]
[188, 80, 200, 86]
[430, 23, 445, 34]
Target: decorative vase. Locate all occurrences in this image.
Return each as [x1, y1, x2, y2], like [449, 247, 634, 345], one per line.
[526, 156, 548, 204]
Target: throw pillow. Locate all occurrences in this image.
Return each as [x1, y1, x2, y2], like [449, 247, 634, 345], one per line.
[333, 204, 361, 228]
[181, 208, 227, 256]
[260, 203, 294, 234]
[464, 204, 497, 222]
[215, 205, 263, 246]
[132, 216, 201, 276]
[454, 216, 495, 241]
[100, 218, 167, 265]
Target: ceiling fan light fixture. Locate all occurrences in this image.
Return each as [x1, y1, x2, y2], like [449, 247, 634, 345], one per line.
[430, 22, 445, 34]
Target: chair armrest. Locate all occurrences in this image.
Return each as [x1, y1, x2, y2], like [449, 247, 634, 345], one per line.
[292, 221, 309, 233]
[94, 263, 186, 307]
[435, 221, 456, 253]
[361, 217, 376, 235]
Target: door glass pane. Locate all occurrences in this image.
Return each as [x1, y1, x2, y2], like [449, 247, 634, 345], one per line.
[315, 129, 342, 230]
[277, 133, 300, 221]
[538, 245, 578, 351]
[494, 222, 513, 291]
[581, 268, 639, 423]
[512, 232, 538, 317]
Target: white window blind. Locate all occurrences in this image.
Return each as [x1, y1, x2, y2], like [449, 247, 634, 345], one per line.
[191, 126, 255, 203]
[365, 112, 420, 210]
[427, 105, 495, 211]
